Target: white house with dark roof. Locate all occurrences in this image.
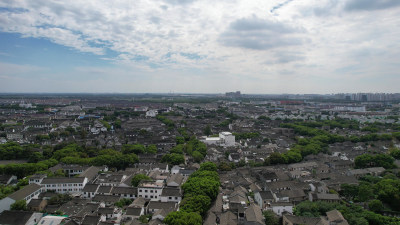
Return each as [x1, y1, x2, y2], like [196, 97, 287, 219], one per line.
[160, 187, 182, 203]
[137, 180, 164, 201]
[40, 177, 88, 194]
[0, 184, 43, 213]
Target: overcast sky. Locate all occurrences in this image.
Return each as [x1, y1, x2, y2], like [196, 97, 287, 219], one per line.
[0, 0, 399, 94]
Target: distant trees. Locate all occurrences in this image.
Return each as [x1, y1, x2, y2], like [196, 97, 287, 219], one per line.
[354, 154, 395, 169]
[161, 153, 185, 165]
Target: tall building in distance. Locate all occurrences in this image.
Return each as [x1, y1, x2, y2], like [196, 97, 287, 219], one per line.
[225, 91, 241, 98]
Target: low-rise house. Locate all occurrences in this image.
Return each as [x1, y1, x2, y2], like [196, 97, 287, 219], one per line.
[28, 174, 46, 185]
[41, 177, 88, 194]
[92, 194, 121, 205]
[97, 173, 126, 186]
[82, 184, 100, 198]
[0, 183, 43, 213]
[147, 201, 176, 214]
[283, 214, 325, 225]
[0, 174, 17, 185]
[82, 215, 101, 225]
[267, 202, 293, 216]
[97, 186, 113, 195]
[27, 199, 47, 211]
[160, 187, 182, 203]
[346, 167, 385, 178]
[243, 204, 265, 225]
[254, 191, 274, 210]
[137, 180, 164, 201]
[309, 193, 340, 203]
[111, 187, 138, 199]
[97, 207, 121, 222]
[288, 162, 318, 171]
[124, 207, 144, 220]
[0, 210, 43, 225]
[37, 215, 67, 225]
[166, 174, 184, 187]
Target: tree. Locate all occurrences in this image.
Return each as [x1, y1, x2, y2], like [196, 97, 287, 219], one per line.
[389, 148, 400, 159]
[369, 200, 384, 212]
[115, 198, 133, 208]
[161, 153, 185, 165]
[204, 125, 212, 136]
[180, 195, 211, 217]
[192, 151, 204, 163]
[199, 162, 217, 172]
[269, 152, 287, 164]
[10, 199, 27, 211]
[131, 174, 151, 187]
[122, 144, 145, 154]
[339, 184, 359, 200]
[146, 145, 158, 154]
[164, 211, 202, 225]
[357, 184, 374, 202]
[263, 210, 279, 225]
[182, 177, 220, 200]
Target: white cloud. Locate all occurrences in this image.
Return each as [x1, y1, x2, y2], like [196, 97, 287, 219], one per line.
[0, 0, 399, 93]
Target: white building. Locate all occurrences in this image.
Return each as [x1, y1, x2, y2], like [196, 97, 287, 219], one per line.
[40, 177, 88, 194]
[146, 110, 158, 117]
[0, 184, 43, 213]
[137, 180, 164, 201]
[202, 132, 236, 147]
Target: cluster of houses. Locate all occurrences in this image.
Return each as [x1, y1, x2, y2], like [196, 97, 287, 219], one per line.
[0, 163, 195, 225]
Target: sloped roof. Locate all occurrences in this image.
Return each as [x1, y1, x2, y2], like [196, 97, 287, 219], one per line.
[245, 204, 265, 225]
[0, 210, 34, 225]
[8, 183, 41, 200]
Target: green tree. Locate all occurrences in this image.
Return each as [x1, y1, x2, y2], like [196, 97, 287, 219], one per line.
[10, 199, 27, 211]
[146, 145, 158, 154]
[199, 162, 217, 172]
[122, 144, 145, 154]
[180, 195, 211, 217]
[339, 184, 359, 200]
[164, 211, 202, 225]
[192, 151, 204, 163]
[131, 174, 151, 187]
[115, 198, 133, 208]
[389, 148, 400, 159]
[204, 125, 212, 136]
[263, 210, 279, 225]
[369, 199, 384, 212]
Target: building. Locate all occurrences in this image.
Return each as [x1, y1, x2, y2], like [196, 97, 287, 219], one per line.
[202, 132, 236, 147]
[137, 180, 164, 201]
[0, 184, 43, 213]
[0, 210, 43, 225]
[40, 177, 88, 194]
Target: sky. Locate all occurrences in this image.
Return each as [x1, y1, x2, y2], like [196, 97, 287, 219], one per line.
[0, 0, 399, 94]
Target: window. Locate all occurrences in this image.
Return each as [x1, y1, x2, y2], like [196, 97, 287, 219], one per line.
[145, 190, 148, 193]
[169, 197, 172, 200]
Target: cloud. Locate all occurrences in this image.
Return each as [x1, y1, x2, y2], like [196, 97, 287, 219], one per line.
[219, 16, 306, 50]
[345, 0, 400, 11]
[0, 0, 399, 93]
